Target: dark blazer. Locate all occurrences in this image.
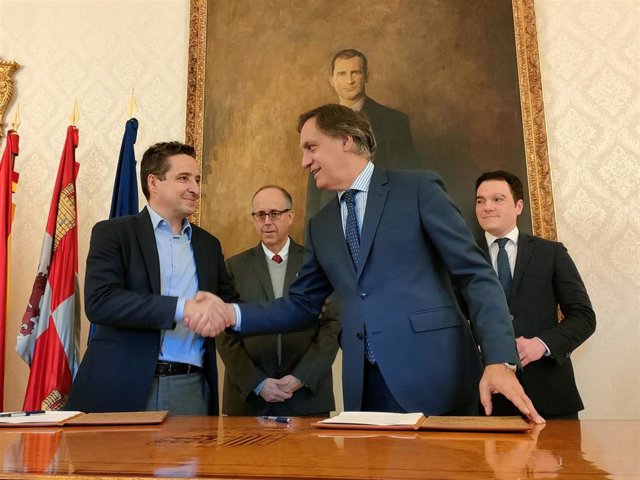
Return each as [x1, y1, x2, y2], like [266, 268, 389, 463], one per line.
[66, 208, 238, 414]
[216, 239, 339, 416]
[480, 233, 596, 416]
[305, 96, 418, 219]
[240, 169, 518, 415]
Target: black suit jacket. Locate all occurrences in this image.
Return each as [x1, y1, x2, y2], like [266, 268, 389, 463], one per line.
[216, 240, 339, 415]
[480, 233, 596, 415]
[66, 208, 238, 413]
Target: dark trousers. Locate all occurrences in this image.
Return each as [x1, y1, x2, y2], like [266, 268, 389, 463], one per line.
[362, 362, 405, 412]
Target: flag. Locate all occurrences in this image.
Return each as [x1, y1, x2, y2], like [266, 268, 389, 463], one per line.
[16, 126, 80, 411]
[109, 118, 139, 218]
[88, 117, 138, 340]
[0, 129, 20, 410]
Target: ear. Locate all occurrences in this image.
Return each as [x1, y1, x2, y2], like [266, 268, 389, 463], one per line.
[340, 135, 354, 151]
[515, 199, 524, 215]
[147, 174, 157, 194]
[329, 75, 335, 89]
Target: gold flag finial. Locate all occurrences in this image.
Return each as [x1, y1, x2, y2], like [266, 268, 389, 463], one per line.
[11, 104, 21, 131]
[127, 89, 137, 118]
[70, 99, 80, 125]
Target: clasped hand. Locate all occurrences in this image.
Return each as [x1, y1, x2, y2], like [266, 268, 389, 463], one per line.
[259, 375, 303, 403]
[183, 291, 235, 337]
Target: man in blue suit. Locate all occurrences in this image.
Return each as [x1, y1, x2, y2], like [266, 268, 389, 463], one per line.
[187, 105, 543, 423]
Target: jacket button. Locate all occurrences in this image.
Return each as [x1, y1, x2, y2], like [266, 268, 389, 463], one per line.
[356, 332, 364, 340]
[510, 314, 514, 321]
[359, 292, 367, 299]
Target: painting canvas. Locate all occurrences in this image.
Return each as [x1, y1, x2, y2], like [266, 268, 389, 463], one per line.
[187, 0, 554, 255]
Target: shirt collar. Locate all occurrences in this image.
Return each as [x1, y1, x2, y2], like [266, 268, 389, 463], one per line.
[342, 97, 366, 112]
[147, 206, 192, 239]
[485, 226, 519, 247]
[338, 161, 374, 201]
[261, 236, 291, 261]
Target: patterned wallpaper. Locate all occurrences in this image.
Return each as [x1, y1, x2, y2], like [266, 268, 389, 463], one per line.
[0, 0, 190, 411]
[0, 0, 638, 420]
[535, 0, 640, 419]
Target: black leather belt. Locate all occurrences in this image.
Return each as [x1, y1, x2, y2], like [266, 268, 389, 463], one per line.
[155, 361, 202, 376]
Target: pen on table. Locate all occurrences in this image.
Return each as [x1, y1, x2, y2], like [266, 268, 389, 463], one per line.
[261, 416, 291, 424]
[0, 410, 46, 418]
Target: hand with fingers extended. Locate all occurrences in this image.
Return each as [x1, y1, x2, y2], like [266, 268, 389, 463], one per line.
[479, 363, 545, 425]
[259, 378, 294, 403]
[183, 291, 236, 337]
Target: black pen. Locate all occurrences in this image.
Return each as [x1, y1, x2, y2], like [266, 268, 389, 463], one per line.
[261, 415, 291, 424]
[0, 410, 46, 418]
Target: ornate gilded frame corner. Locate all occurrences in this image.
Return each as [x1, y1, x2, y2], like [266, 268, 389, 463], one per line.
[0, 59, 20, 139]
[513, 0, 556, 240]
[185, 0, 207, 226]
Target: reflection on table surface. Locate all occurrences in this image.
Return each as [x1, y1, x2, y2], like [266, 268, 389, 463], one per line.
[0, 416, 637, 479]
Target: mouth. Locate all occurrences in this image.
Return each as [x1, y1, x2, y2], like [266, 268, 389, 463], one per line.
[310, 168, 320, 178]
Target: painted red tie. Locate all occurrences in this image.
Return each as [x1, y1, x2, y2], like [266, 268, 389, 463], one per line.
[272, 254, 283, 264]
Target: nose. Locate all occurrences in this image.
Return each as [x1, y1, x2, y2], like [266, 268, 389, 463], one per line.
[189, 178, 200, 196]
[302, 151, 312, 169]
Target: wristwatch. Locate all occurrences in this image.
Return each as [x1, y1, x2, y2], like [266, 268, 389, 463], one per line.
[503, 363, 517, 372]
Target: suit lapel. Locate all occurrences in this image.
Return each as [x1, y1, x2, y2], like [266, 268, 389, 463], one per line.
[284, 240, 304, 290]
[191, 226, 212, 291]
[249, 244, 275, 300]
[322, 198, 357, 277]
[357, 169, 389, 279]
[512, 233, 534, 294]
[135, 208, 162, 294]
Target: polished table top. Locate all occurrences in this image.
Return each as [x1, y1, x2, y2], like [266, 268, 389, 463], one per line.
[0, 416, 638, 479]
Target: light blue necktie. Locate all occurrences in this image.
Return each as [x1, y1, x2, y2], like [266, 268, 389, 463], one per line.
[495, 237, 512, 297]
[343, 190, 376, 364]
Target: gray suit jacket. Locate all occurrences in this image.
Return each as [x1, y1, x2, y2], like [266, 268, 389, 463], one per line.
[240, 169, 518, 415]
[217, 239, 339, 415]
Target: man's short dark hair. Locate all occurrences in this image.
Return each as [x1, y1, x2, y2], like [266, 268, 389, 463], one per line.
[475, 170, 525, 203]
[297, 104, 377, 160]
[140, 141, 196, 200]
[331, 49, 368, 75]
[252, 185, 293, 210]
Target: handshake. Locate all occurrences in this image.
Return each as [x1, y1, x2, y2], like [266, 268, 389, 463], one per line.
[183, 291, 236, 337]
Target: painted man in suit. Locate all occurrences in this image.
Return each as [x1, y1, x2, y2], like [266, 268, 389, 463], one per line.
[306, 49, 420, 219]
[216, 185, 339, 416]
[475, 170, 596, 419]
[67, 141, 238, 415]
[186, 105, 544, 424]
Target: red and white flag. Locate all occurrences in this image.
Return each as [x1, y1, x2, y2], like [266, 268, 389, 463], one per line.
[16, 126, 80, 411]
[0, 129, 20, 411]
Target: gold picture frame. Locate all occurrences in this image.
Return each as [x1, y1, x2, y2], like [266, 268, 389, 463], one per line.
[186, 0, 556, 244]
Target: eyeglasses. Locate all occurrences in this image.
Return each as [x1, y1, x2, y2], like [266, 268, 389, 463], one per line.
[251, 209, 291, 222]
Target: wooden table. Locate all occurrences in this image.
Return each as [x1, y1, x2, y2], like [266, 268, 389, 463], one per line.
[0, 416, 637, 479]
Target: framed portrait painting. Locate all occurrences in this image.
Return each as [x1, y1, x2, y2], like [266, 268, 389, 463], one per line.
[186, 0, 555, 256]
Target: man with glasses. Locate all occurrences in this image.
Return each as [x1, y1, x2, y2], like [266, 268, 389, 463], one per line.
[216, 185, 340, 416]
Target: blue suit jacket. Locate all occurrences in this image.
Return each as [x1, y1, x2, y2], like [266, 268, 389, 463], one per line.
[240, 169, 518, 414]
[67, 208, 238, 413]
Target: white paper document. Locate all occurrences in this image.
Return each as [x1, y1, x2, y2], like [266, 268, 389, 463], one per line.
[318, 411, 425, 426]
[0, 411, 82, 425]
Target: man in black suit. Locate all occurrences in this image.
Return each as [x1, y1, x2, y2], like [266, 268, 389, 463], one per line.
[216, 185, 339, 416]
[306, 49, 419, 218]
[67, 141, 238, 414]
[475, 170, 596, 419]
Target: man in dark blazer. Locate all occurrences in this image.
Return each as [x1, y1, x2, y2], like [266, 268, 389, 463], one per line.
[305, 49, 420, 219]
[216, 185, 339, 416]
[475, 170, 596, 419]
[186, 105, 544, 424]
[67, 141, 238, 414]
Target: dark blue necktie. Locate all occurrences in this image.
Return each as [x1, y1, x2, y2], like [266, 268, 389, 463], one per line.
[343, 189, 376, 364]
[495, 238, 512, 297]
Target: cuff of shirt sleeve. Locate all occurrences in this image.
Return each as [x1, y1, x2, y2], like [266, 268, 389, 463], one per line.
[232, 304, 242, 331]
[535, 337, 551, 357]
[254, 379, 266, 396]
[175, 297, 187, 322]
